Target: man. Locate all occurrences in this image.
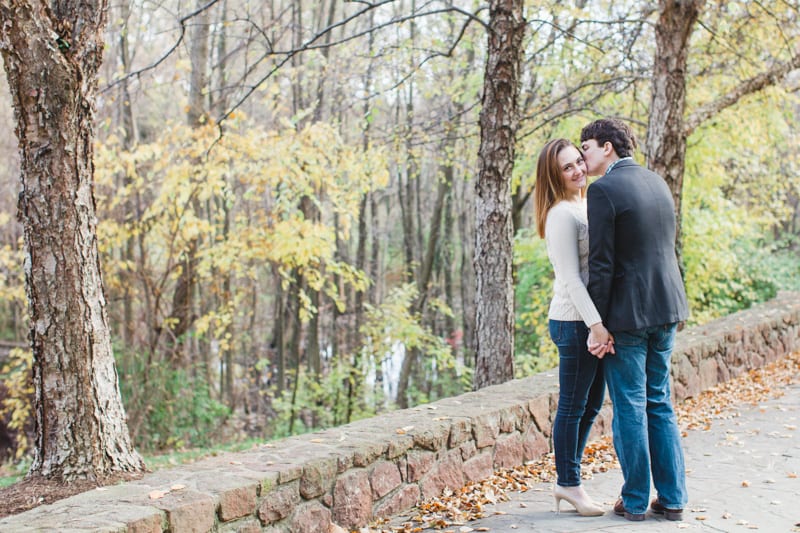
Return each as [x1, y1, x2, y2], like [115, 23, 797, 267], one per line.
[580, 118, 689, 522]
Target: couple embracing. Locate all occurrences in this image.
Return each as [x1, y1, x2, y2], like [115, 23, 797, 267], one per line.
[534, 119, 688, 522]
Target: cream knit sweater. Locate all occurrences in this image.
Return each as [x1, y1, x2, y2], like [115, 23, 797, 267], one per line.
[544, 199, 602, 327]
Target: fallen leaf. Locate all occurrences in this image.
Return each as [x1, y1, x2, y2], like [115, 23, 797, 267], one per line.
[722, 511, 732, 519]
[696, 516, 707, 521]
[310, 438, 325, 443]
[170, 484, 186, 491]
[362, 352, 800, 533]
[230, 460, 242, 465]
[148, 490, 167, 500]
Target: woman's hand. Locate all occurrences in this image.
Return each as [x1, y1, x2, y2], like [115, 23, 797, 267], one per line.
[587, 323, 615, 359]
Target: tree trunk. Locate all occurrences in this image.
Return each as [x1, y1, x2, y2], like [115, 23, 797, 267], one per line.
[399, 0, 418, 283]
[473, 0, 525, 389]
[415, 175, 449, 312]
[170, 0, 210, 365]
[117, 0, 137, 349]
[312, 0, 337, 123]
[441, 180, 457, 348]
[645, 0, 703, 273]
[0, 0, 144, 480]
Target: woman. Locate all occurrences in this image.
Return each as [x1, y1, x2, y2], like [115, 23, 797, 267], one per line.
[534, 139, 614, 516]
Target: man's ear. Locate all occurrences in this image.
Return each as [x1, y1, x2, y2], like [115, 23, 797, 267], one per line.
[602, 141, 614, 156]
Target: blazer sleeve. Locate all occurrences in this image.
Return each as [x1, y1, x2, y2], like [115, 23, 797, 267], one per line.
[587, 183, 615, 322]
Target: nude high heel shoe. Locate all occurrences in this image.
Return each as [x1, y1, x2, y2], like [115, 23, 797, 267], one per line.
[553, 484, 605, 517]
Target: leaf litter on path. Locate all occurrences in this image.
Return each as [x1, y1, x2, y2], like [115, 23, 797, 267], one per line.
[371, 350, 800, 532]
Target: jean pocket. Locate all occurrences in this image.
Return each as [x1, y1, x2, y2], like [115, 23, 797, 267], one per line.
[614, 328, 647, 347]
[652, 325, 676, 352]
[549, 320, 564, 344]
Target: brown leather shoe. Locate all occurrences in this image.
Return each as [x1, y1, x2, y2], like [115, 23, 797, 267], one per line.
[614, 498, 645, 521]
[650, 498, 683, 521]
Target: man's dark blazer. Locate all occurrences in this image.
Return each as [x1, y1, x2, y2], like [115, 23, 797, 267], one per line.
[586, 159, 689, 332]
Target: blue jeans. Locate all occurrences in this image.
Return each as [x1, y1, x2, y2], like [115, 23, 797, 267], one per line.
[549, 320, 605, 487]
[604, 323, 687, 514]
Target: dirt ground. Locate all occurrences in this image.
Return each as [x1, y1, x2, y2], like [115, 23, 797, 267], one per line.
[0, 472, 141, 519]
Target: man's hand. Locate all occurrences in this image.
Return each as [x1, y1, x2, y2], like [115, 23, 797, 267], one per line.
[588, 323, 615, 359]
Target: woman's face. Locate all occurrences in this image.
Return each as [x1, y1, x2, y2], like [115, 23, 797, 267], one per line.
[557, 145, 587, 196]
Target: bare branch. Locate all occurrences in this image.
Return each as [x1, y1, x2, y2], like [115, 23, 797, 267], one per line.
[214, 3, 484, 127]
[103, 0, 222, 92]
[685, 50, 800, 137]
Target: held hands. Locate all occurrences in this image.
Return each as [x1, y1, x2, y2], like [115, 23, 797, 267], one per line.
[587, 323, 615, 359]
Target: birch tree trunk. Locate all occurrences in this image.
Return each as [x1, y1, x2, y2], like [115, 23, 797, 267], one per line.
[473, 0, 525, 389]
[0, 0, 143, 480]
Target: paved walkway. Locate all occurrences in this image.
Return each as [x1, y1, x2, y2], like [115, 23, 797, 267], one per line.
[389, 383, 800, 532]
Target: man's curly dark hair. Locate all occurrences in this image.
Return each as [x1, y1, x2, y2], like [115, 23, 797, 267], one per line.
[580, 118, 637, 158]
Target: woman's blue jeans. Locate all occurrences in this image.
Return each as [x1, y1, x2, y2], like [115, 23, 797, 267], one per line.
[604, 323, 687, 514]
[549, 320, 605, 487]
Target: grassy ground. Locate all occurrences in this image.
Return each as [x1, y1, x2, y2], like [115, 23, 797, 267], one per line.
[0, 436, 266, 489]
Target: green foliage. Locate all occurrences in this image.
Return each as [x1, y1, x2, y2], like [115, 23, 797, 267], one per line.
[142, 437, 266, 472]
[0, 457, 29, 487]
[116, 349, 230, 451]
[269, 363, 371, 439]
[0, 241, 27, 342]
[682, 89, 800, 323]
[683, 196, 764, 322]
[0, 348, 33, 460]
[361, 284, 470, 404]
[513, 228, 558, 375]
[267, 284, 469, 439]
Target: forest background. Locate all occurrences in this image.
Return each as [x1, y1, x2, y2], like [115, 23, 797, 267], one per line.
[0, 0, 799, 481]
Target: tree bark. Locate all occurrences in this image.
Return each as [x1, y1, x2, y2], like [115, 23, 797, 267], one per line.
[459, 176, 476, 367]
[169, 0, 210, 365]
[473, 0, 525, 389]
[645, 0, 703, 272]
[0, 0, 143, 480]
[117, 0, 137, 349]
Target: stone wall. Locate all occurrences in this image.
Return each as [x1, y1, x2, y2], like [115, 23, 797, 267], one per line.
[1, 292, 798, 532]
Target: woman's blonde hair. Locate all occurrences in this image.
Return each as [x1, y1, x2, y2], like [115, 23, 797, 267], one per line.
[534, 138, 586, 238]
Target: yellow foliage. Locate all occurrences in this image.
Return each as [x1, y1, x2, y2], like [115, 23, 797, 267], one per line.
[93, 117, 387, 338]
[0, 244, 27, 306]
[0, 348, 33, 459]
